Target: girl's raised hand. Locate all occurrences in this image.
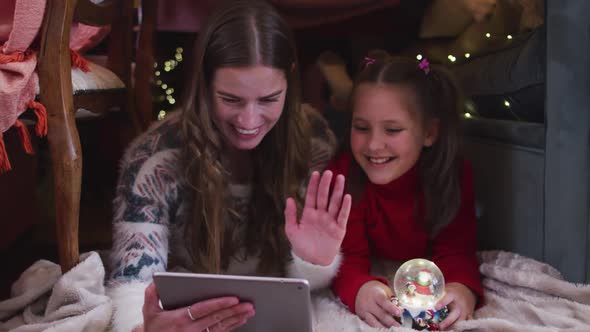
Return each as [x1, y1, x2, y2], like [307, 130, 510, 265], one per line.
[355, 280, 401, 328]
[435, 282, 477, 330]
[138, 282, 255, 332]
[284, 170, 352, 266]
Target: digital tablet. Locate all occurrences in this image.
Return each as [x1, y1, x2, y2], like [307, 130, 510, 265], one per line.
[153, 271, 313, 332]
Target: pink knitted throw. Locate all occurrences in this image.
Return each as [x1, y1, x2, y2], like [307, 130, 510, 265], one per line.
[0, 0, 108, 172]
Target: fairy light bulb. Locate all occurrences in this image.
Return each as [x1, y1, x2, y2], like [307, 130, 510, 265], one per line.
[416, 54, 423, 61]
[504, 100, 511, 107]
[464, 53, 471, 59]
[507, 35, 513, 40]
[485, 32, 491, 38]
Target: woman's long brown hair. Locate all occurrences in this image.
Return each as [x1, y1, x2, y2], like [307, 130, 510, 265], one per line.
[180, 0, 310, 273]
[351, 53, 463, 235]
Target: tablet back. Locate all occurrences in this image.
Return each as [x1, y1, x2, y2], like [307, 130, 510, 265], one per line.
[153, 272, 313, 332]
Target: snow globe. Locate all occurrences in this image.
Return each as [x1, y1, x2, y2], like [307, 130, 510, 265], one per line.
[391, 258, 449, 330]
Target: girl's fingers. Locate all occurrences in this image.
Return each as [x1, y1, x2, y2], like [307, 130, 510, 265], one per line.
[438, 306, 461, 331]
[363, 312, 387, 329]
[435, 292, 454, 311]
[304, 171, 320, 209]
[316, 171, 333, 211]
[379, 297, 401, 317]
[336, 194, 352, 227]
[374, 305, 400, 327]
[327, 174, 345, 218]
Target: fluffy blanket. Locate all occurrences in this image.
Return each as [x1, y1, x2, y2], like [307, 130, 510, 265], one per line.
[1, 250, 589, 331]
[0, 252, 112, 332]
[313, 251, 590, 331]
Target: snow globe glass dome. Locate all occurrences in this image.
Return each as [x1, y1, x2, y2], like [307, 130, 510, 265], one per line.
[393, 258, 445, 311]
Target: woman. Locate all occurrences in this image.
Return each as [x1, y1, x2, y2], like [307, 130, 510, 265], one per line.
[107, 1, 351, 331]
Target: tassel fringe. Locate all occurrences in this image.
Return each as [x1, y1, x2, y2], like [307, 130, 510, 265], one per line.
[70, 49, 90, 72]
[14, 120, 34, 155]
[27, 101, 48, 137]
[0, 133, 12, 173]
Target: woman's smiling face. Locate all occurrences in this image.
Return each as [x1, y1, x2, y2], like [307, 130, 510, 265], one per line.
[350, 83, 438, 185]
[211, 65, 287, 151]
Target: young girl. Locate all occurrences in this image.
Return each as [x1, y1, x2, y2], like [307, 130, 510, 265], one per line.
[330, 54, 483, 330]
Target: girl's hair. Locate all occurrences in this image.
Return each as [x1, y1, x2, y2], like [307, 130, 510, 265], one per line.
[351, 51, 463, 235]
[179, 0, 310, 273]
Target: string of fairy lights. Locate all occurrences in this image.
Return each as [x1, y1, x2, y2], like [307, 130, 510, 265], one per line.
[415, 32, 518, 120]
[154, 47, 184, 121]
[155, 33, 520, 122]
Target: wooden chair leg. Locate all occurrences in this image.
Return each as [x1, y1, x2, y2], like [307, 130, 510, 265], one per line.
[46, 112, 82, 273]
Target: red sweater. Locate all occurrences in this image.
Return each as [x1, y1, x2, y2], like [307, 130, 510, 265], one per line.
[330, 153, 483, 313]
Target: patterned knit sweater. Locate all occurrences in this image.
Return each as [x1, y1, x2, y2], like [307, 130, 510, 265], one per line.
[107, 106, 339, 332]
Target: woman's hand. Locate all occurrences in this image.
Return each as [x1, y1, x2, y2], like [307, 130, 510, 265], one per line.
[139, 282, 255, 332]
[285, 170, 352, 266]
[355, 280, 401, 328]
[436, 282, 477, 330]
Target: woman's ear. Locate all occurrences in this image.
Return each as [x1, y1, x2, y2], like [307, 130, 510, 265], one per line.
[424, 119, 440, 147]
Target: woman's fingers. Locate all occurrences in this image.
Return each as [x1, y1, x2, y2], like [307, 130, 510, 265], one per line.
[327, 174, 345, 217]
[142, 282, 162, 316]
[188, 297, 240, 321]
[304, 171, 320, 209]
[316, 171, 333, 211]
[336, 194, 351, 227]
[212, 314, 250, 332]
[198, 303, 254, 332]
[379, 297, 401, 318]
[284, 197, 298, 237]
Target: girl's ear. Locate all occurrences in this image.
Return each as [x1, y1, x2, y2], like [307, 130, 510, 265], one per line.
[424, 119, 440, 147]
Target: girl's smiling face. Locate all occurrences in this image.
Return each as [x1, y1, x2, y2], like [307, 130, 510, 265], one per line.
[350, 83, 438, 185]
[211, 65, 287, 151]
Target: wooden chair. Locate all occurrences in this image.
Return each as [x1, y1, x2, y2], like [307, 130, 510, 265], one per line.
[36, 0, 154, 272]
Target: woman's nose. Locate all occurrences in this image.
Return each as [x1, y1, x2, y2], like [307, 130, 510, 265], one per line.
[236, 103, 259, 127]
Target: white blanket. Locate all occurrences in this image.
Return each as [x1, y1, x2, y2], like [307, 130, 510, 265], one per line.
[0, 252, 112, 332]
[1, 250, 589, 332]
[313, 251, 590, 331]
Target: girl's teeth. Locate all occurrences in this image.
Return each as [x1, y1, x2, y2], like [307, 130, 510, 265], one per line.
[235, 127, 259, 135]
[369, 157, 390, 164]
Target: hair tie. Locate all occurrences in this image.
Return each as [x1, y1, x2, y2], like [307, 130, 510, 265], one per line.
[362, 56, 376, 70]
[418, 58, 430, 75]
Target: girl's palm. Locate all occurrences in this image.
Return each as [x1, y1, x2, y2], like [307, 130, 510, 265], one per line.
[285, 171, 352, 266]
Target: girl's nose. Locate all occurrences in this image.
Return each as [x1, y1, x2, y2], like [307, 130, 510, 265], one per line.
[368, 132, 385, 151]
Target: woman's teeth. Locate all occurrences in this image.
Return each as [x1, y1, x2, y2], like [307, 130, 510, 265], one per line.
[368, 157, 392, 164]
[235, 127, 259, 135]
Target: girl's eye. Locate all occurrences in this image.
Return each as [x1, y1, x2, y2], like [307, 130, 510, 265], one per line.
[386, 128, 403, 134]
[352, 125, 369, 132]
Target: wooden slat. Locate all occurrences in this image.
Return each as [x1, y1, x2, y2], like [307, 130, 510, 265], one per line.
[38, 0, 82, 273]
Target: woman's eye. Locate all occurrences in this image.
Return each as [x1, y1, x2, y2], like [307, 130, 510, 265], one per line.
[260, 98, 279, 104]
[222, 98, 241, 104]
